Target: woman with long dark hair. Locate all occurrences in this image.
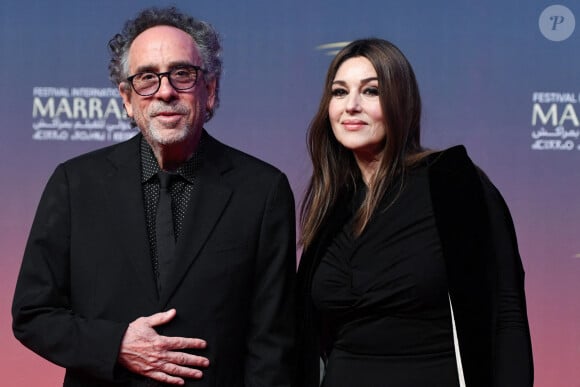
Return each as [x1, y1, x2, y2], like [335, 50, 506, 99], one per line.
[295, 38, 533, 387]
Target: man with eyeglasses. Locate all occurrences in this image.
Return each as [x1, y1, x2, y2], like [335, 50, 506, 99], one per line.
[12, 7, 295, 387]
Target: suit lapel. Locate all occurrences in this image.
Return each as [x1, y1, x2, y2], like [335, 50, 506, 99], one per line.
[159, 133, 233, 305]
[103, 134, 159, 303]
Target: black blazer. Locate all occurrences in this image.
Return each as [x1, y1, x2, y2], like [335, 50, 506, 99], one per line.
[295, 146, 533, 387]
[12, 132, 296, 386]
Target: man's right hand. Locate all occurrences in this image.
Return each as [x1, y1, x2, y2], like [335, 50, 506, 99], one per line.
[118, 309, 209, 386]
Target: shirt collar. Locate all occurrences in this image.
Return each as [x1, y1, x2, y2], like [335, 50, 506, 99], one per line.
[140, 133, 204, 184]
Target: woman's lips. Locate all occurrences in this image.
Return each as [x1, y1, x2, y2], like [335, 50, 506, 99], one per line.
[342, 120, 367, 130]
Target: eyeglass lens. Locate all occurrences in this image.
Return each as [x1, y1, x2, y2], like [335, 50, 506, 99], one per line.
[130, 67, 199, 96]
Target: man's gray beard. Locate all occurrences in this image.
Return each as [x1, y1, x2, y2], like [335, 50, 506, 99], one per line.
[144, 123, 193, 145]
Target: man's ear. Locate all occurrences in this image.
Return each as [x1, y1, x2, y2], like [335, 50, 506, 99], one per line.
[205, 77, 217, 112]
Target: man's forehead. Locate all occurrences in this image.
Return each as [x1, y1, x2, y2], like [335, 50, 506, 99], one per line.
[128, 25, 200, 69]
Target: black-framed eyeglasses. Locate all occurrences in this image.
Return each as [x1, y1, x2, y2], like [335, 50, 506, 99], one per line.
[126, 65, 204, 96]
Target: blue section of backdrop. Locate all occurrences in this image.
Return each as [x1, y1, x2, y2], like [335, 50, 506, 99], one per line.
[1, 1, 578, 385]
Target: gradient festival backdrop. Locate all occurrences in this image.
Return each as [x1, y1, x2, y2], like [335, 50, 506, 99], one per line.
[1, 1, 578, 385]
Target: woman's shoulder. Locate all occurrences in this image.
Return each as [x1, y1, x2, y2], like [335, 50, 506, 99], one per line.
[423, 144, 469, 164]
[416, 145, 477, 175]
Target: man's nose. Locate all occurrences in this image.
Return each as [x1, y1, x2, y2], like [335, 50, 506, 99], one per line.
[155, 75, 178, 99]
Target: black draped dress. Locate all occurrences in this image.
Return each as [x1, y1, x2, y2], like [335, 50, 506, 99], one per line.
[311, 166, 460, 387]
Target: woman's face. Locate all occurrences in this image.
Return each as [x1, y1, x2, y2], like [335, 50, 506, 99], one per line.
[328, 56, 386, 162]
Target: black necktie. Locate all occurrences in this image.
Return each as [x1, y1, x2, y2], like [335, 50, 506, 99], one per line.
[156, 171, 176, 292]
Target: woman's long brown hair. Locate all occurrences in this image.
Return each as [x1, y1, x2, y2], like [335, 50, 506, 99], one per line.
[300, 38, 429, 249]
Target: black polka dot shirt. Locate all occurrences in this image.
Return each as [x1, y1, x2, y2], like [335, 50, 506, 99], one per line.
[140, 135, 204, 281]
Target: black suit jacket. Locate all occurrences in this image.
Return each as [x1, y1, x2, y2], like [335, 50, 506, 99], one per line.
[12, 132, 296, 386]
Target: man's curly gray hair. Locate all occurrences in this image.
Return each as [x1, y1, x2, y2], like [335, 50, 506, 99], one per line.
[108, 6, 222, 121]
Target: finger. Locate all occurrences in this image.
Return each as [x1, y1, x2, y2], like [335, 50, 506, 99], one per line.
[145, 309, 177, 327]
[165, 351, 210, 368]
[164, 336, 207, 350]
[146, 369, 188, 385]
[159, 363, 205, 380]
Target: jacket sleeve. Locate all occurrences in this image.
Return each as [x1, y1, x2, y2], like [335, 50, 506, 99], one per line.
[244, 172, 296, 387]
[479, 172, 534, 386]
[11, 164, 128, 382]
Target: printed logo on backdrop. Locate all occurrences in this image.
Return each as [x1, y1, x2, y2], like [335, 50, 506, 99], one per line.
[531, 92, 580, 151]
[539, 5, 575, 42]
[32, 87, 138, 142]
[316, 41, 350, 56]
